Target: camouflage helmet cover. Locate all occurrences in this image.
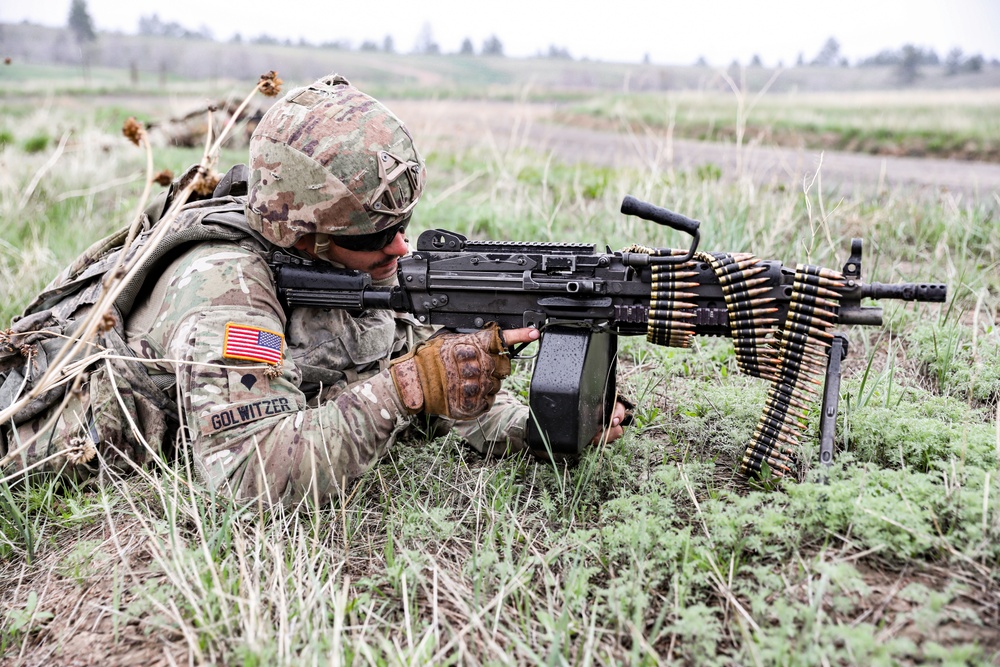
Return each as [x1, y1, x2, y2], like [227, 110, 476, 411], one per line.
[246, 74, 425, 247]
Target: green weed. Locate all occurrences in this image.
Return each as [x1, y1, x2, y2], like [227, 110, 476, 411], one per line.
[909, 321, 1000, 404]
[2, 591, 53, 652]
[21, 134, 50, 153]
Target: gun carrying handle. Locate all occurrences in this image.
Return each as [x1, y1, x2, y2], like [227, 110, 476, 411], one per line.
[620, 196, 702, 266]
[621, 195, 700, 236]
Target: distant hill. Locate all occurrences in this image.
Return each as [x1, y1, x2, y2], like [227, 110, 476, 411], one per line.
[3, 21, 1000, 96]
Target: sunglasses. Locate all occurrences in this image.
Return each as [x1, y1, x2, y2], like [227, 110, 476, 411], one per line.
[331, 219, 409, 252]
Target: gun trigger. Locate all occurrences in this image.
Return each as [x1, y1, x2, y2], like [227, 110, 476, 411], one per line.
[509, 341, 531, 358]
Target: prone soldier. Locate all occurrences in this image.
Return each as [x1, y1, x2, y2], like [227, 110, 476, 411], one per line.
[0, 74, 629, 505]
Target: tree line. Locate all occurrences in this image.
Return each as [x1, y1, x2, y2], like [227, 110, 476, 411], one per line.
[716, 37, 994, 74]
[130, 13, 515, 59]
[67, 0, 997, 73]
[47, 0, 998, 88]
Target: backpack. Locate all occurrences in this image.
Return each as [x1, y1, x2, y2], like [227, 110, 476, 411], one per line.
[0, 164, 261, 479]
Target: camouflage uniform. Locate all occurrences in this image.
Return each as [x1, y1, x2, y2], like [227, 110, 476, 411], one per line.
[124, 238, 528, 506]
[3, 74, 529, 505]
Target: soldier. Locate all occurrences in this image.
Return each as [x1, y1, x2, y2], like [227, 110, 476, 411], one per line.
[118, 74, 630, 506]
[0, 74, 628, 505]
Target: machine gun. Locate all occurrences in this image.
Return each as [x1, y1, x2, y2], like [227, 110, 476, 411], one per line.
[270, 196, 946, 478]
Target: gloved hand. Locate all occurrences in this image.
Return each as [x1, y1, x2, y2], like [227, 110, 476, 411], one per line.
[390, 323, 529, 420]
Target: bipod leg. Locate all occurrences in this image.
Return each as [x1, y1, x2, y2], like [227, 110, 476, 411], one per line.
[818, 333, 849, 477]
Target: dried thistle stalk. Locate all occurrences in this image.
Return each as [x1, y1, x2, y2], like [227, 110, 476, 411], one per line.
[122, 117, 146, 147]
[153, 169, 174, 186]
[258, 70, 283, 97]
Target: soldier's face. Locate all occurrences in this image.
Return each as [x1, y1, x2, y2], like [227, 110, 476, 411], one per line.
[298, 230, 409, 281]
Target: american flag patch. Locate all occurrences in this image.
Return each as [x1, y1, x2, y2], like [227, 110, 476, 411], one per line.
[222, 323, 284, 365]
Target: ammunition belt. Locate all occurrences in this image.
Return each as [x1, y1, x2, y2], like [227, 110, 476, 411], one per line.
[695, 251, 780, 380]
[742, 264, 843, 478]
[645, 248, 698, 348]
[637, 246, 844, 479]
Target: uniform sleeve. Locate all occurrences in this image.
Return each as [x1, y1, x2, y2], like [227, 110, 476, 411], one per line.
[138, 243, 413, 506]
[446, 391, 530, 456]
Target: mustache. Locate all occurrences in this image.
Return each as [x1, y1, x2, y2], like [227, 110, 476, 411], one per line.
[370, 257, 397, 272]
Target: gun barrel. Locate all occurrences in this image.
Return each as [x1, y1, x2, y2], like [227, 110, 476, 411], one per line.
[861, 282, 947, 302]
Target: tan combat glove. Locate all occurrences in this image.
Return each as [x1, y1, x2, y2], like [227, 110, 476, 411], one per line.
[389, 323, 511, 420]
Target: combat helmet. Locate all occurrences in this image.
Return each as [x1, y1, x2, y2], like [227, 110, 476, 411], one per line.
[246, 74, 425, 253]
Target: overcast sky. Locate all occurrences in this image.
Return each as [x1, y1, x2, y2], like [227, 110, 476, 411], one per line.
[2, 0, 997, 66]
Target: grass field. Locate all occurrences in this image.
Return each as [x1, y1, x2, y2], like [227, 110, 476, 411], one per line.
[564, 89, 1000, 162]
[4, 60, 1000, 164]
[1, 73, 999, 665]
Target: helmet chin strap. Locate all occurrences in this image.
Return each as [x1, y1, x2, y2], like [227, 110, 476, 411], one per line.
[314, 233, 330, 256]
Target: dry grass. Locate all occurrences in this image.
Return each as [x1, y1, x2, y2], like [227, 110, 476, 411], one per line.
[1, 81, 999, 665]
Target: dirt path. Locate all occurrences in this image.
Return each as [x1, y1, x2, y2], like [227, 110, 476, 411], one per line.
[388, 100, 1000, 200]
